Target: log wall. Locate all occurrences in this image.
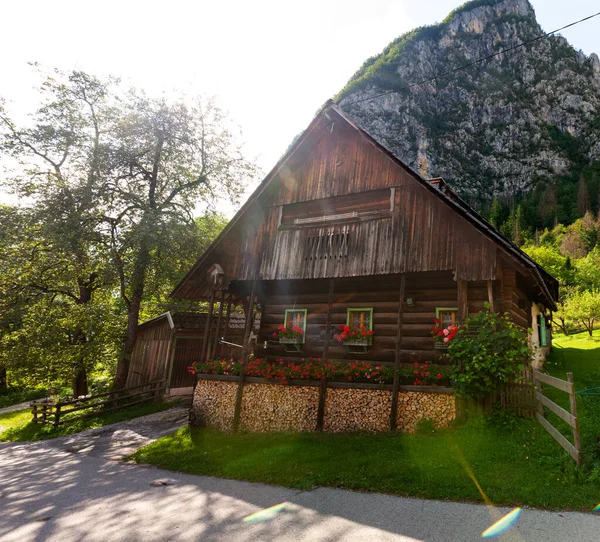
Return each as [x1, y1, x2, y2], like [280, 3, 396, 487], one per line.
[257, 272, 500, 366]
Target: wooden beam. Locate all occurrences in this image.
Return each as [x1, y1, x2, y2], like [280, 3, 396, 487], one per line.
[213, 291, 226, 358]
[322, 279, 335, 360]
[317, 279, 335, 432]
[535, 391, 576, 427]
[390, 274, 406, 431]
[536, 413, 580, 463]
[457, 279, 468, 324]
[241, 280, 257, 360]
[200, 287, 216, 363]
[487, 280, 495, 312]
[220, 294, 233, 357]
[532, 370, 572, 393]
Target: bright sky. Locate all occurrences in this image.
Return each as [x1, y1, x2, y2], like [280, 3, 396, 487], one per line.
[1, 0, 599, 208]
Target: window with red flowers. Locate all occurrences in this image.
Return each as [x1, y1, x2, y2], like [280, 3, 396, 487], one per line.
[284, 309, 307, 343]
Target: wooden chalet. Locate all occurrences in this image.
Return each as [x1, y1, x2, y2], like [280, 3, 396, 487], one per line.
[167, 102, 558, 380]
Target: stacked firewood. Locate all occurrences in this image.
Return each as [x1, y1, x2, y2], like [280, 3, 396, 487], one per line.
[191, 380, 237, 430]
[239, 384, 319, 432]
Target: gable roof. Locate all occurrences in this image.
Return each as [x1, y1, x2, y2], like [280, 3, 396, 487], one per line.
[172, 101, 558, 310]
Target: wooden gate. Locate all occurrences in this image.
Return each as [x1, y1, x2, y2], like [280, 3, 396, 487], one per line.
[533, 370, 581, 465]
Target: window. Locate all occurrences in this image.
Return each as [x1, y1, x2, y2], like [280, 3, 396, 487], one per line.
[280, 189, 393, 228]
[347, 308, 373, 331]
[538, 314, 548, 347]
[436, 307, 458, 328]
[284, 309, 307, 343]
[435, 307, 457, 349]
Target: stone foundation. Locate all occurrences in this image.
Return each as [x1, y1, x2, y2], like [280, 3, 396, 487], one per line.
[191, 378, 456, 434]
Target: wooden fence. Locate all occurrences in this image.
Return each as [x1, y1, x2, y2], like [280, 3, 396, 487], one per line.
[532, 370, 581, 465]
[31, 379, 167, 428]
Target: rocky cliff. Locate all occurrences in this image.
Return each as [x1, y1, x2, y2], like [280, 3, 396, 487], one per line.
[337, 0, 600, 205]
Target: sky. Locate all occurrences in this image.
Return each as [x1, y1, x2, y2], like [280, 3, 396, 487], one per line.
[1, 0, 599, 208]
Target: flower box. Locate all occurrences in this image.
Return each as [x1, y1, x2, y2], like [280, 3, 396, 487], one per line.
[279, 337, 303, 352]
[343, 339, 371, 354]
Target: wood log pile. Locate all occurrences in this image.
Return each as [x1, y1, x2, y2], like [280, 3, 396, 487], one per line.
[239, 384, 319, 432]
[324, 388, 392, 432]
[190, 378, 456, 434]
[190, 380, 237, 431]
[396, 392, 456, 433]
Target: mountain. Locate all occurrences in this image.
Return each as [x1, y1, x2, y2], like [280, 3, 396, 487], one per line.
[336, 0, 600, 223]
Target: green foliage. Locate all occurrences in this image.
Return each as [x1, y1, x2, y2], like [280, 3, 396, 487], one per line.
[448, 309, 531, 398]
[560, 290, 600, 337]
[522, 244, 574, 286]
[0, 67, 255, 391]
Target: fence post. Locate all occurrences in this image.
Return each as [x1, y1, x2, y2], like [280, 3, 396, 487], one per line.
[567, 372, 582, 465]
[316, 379, 327, 431]
[41, 401, 48, 424]
[54, 403, 62, 428]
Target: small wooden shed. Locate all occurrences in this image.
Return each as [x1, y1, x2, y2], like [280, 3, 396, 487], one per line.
[126, 310, 255, 393]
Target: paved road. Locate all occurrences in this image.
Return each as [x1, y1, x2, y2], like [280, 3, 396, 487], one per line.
[1, 411, 598, 541]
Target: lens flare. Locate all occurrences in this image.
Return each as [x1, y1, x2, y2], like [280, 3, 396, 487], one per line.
[481, 507, 522, 538]
[593, 504, 600, 513]
[242, 502, 289, 523]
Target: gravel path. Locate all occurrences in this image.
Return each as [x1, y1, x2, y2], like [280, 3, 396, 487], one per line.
[42, 404, 190, 460]
[0, 401, 33, 415]
[1, 407, 598, 541]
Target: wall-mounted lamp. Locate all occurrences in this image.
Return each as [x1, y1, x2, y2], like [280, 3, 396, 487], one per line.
[406, 297, 415, 307]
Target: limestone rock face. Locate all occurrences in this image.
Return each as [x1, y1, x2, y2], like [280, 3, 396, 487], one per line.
[337, 0, 600, 202]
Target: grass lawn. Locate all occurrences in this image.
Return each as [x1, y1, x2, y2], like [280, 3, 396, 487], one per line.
[0, 400, 175, 442]
[131, 331, 600, 511]
[545, 329, 600, 467]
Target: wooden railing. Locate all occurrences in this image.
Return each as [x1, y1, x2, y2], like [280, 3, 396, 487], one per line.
[532, 371, 581, 465]
[30, 380, 167, 428]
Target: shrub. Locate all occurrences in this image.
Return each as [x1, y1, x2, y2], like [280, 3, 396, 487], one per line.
[447, 307, 531, 398]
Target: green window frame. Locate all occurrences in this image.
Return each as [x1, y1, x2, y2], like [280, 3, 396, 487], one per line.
[346, 308, 374, 331]
[538, 314, 548, 347]
[284, 309, 307, 343]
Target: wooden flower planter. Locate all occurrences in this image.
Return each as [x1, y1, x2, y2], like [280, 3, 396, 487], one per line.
[279, 338, 303, 352]
[343, 339, 371, 354]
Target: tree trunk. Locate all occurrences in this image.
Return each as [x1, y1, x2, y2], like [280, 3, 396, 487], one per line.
[74, 364, 88, 397]
[0, 366, 7, 393]
[112, 244, 150, 390]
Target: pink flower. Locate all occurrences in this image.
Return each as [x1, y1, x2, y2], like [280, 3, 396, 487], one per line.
[443, 337, 449, 343]
[443, 329, 450, 336]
